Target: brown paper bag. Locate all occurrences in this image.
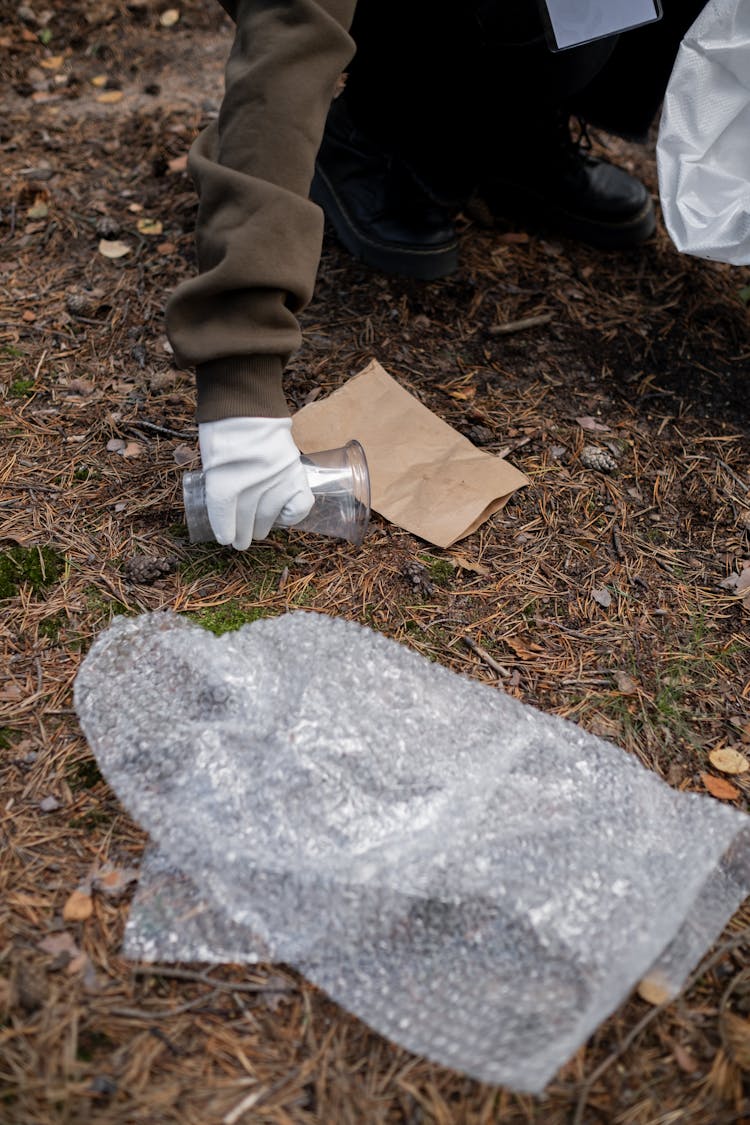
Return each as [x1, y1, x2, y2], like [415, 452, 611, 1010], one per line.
[293, 360, 528, 548]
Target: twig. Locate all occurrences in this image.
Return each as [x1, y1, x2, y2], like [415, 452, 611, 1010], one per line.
[572, 926, 750, 1125]
[130, 419, 197, 441]
[109, 989, 223, 1020]
[716, 458, 749, 495]
[133, 965, 296, 994]
[488, 313, 554, 336]
[461, 636, 510, 678]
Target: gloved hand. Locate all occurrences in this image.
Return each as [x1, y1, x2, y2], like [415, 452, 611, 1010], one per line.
[198, 417, 314, 550]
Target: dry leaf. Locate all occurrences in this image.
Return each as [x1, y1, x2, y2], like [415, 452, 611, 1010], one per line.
[721, 567, 750, 598]
[591, 586, 612, 608]
[121, 441, 143, 459]
[637, 974, 673, 1006]
[96, 90, 124, 104]
[66, 952, 91, 976]
[91, 74, 108, 87]
[709, 747, 749, 775]
[156, 240, 175, 254]
[614, 670, 638, 695]
[159, 8, 180, 26]
[40, 55, 63, 70]
[505, 635, 544, 660]
[168, 153, 188, 173]
[672, 1043, 699, 1074]
[92, 864, 139, 899]
[137, 217, 163, 236]
[576, 416, 610, 433]
[26, 201, 48, 220]
[701, 773, 740, 801]
[63, 889, 93, 922]
[106, 438, 125, 453]
[98, 239, 130, 259]
[173, 443, 198, 466]
[721, 1010, 750, 1070]
[448, 553, 490, 577]
[38, 932, 79, 958]
[128, 202, 143, 213]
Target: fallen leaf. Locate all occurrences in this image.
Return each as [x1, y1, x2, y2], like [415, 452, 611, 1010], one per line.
[40, 55, 63, 69]
[721, 1010, 750, 1071]
[505, 635, 544, 660]
[67, 377, 95, 396]
[576, 415, 611, 433]
[159, 8, 180, 26]
[448, 553, 490, 577]
[156, 241, 175, 254]
[67, 952, 91, 976]
[63, 889, 93, 922]
[137, 217, 163, 236]
[672, 1043, 699, 1074]
[92, 864, 139, 899]
[106, 438, 125, 453]
[701, 773, 740, 801]
[98, 239, 130, 259]
[167, 153, 188, 173]
[709, 747, 749, 775]
[720, 568, 750, 598]
[121, 441, 143, 459]
[38, 932, 79, 958]
[96, 90, 124, 104]
[26, 201, 48, 220]
[128, 202, 143, 213]
[495, 231, 529, 244]
[613, 670, 638, 695]
[591, 587, 612, 608]
[173, 443, 198, 466]
[91, 74, 108, 87]
[637, 974, 673, 1006]
[0, 682, 23, 701]
[22, 310, 36, 322]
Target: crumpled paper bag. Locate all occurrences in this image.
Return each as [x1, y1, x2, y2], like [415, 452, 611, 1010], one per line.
[293, 359, 528, 548]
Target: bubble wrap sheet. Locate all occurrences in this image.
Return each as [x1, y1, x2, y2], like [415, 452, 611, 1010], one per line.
[74, 611, 750, 1092]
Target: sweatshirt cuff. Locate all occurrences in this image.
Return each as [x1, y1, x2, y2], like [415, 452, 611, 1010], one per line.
[195, 355, 289, 421]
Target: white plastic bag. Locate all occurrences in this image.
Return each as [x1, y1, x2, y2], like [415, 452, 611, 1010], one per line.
[657, 0, 750, 264]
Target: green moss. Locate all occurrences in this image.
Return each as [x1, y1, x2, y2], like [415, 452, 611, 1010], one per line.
[9, 378, 35, 397]
[68, 809, 114, 830]
[0, 727, 19, 750]
[39, 611, 66, 643]
[1, 345, 23, 358]
[66, 757, 103, 791]
[188, 601, 273, 636]
[0, 546, 64, 600]
[418, 553, 454, 586]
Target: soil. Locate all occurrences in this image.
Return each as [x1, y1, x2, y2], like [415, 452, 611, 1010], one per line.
[2, 2, 750, 1123]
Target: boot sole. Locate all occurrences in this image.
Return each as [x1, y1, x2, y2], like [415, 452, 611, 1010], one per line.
[311, 166, 459, 281]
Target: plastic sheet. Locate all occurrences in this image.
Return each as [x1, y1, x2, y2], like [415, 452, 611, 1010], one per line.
[657, 0, 750, 264]
[74, 611, 750, 1092]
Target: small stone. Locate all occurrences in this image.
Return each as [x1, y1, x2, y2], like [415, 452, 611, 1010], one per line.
[39, 795, 61, 812]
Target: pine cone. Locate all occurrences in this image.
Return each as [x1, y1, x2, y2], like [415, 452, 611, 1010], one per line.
[402, 560, 436, 598]
[122, 555, 179, 585]
[579, 445, 617, 473]
[95, 215, 121, 239]
[66, 291, 94, 315]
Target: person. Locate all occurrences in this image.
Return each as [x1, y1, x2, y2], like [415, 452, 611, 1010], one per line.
[165, 0, 707, 551]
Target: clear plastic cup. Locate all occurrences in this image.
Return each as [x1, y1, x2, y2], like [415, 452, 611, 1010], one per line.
[182, 440, 371, 547]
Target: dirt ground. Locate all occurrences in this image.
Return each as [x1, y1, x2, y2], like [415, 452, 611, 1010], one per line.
[2, 2, 750, 1122]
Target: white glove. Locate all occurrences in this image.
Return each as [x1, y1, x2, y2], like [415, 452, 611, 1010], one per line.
[198, 417, 314, 550]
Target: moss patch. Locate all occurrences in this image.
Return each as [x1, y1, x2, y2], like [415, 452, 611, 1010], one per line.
[0, 546, 65, 600]
[187, 601, 273, 636]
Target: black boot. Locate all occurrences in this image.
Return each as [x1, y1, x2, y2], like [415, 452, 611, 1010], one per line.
[471, 117, 655, 250]
[311, 99, 459, 280]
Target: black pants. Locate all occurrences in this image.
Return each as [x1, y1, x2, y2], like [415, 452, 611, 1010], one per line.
[343, 0, 707, 201]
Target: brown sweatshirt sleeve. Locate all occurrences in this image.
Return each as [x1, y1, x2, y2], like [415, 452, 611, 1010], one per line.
[165, 0, 357, 422]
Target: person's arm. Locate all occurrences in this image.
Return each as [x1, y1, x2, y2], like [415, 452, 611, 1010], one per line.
[166, 0, 357, 547]
[167, 0, 356, 421]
